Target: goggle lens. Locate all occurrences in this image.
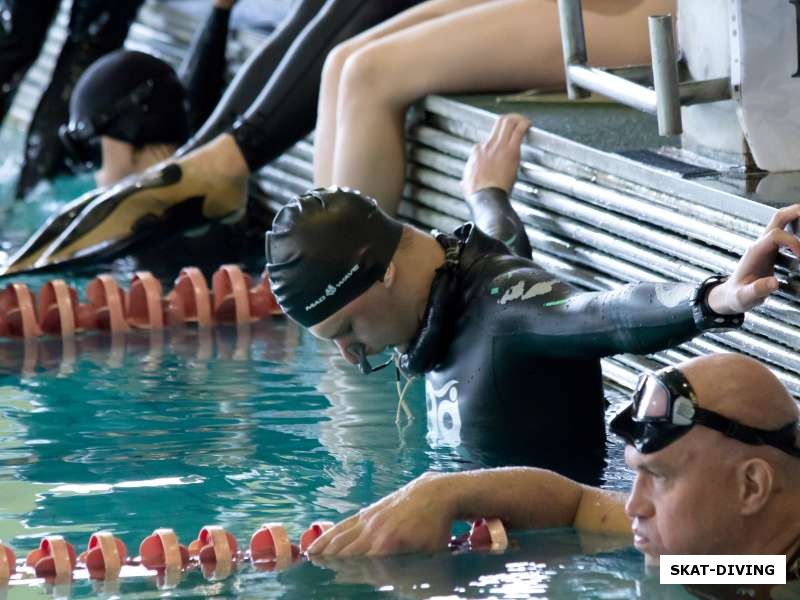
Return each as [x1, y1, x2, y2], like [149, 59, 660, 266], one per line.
[635, 376, 671, 420]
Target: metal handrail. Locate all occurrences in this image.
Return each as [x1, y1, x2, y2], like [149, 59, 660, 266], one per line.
[556, 0, 732, 136]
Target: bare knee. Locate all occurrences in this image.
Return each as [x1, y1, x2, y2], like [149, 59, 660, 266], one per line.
[321, 39, 364, 92]
[338, 44, 410, 114]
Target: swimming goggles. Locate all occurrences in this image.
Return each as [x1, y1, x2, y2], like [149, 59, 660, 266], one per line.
[610, 366, 800, 456]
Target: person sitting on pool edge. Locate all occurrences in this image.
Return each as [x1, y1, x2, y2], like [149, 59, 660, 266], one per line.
[307, 353, 800, 591]
[262, 120, 800, 475]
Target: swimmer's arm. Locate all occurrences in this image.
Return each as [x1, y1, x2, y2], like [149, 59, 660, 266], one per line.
[461, 114, 531, 258]
[515, 281, 705, 358]
[467, 188, 533, 259]
[447, 468, 630, 535]
[308, 468, 630, 557]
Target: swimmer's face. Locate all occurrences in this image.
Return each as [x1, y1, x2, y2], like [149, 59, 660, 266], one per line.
[309, 279, 417, 365]
[624, 428, 740, 565]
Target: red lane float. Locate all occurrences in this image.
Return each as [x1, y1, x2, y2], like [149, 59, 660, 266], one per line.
[139, 528, 189, 571]
[212, 265, 257, 325]
[0, 541, 15, 579]
[449, 518, 509, 552]
[299, 521, 334, 553]
[79, 531, 127, 574]
[0, 283, 42, 338]
[38, 279, 98, 334]
[25, 535, 77, 578]
[166, 268, 212, 327]
[86, 275, 129, 333]
[468, 518, 508, 551]
[0, 266, 283, 341]
[0, 516, 507, 588]
[249, 523, 297, 563]
[126, 272, 165, 329]
[188, 526, 238, 565]
[38, 280, 78, 336]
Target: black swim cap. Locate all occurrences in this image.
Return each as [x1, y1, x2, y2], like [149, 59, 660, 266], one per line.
[266, 187, 404, 327]
[61, 50, 189, 167]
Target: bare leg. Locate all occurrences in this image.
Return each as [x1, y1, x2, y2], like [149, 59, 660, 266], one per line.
[313, 0, 489, 186]
[329, 0, 675, 213]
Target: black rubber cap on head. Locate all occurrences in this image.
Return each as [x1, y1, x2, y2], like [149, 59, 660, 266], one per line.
[69, 49, 189, 147]
[266, 187, 404, 327]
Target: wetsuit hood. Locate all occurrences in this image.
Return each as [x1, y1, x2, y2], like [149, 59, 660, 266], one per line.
[265, 187, 404, 327]
[400, 223, 509, 375]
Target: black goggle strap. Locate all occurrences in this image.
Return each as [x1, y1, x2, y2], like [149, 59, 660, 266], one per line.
[693, 408, 800, 458]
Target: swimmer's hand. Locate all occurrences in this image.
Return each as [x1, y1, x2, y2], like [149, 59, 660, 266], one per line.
[708, 204, 800, 314]
[461, 113, 530, 198]
[307, 473, 455, 557]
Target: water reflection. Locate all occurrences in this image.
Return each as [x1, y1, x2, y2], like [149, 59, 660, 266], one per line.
[0, 303, 655, 599]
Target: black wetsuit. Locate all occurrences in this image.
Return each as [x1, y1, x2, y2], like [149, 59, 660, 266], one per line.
[467, 187, 533, 259]
[178, 6, 236, 135]
[13, 0, 145, 198]
[0, 0, 60, 124]
[184, 0, 423, 170]
[401, 188, 736, 478]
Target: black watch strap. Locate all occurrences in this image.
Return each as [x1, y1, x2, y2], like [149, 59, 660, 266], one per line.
[691, 275, 745, 331]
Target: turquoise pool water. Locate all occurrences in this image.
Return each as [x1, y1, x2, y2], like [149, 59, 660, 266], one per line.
[0, 123, 708, 599]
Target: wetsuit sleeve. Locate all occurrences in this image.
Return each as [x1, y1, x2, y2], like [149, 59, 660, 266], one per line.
[0, 0, 60, 123]
[492, 277, 710, 358]
[183, 0, 322, 151]
[178, 6, 232, 134]
[466, 187, 532, 260]
[228, 0, 421, 173]
[14, 0, 144, 198]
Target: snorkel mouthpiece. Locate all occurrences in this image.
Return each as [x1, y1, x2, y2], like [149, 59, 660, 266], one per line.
[349, 343, 393, 375]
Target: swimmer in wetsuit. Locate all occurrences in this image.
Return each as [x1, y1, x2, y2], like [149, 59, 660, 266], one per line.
[1, 0, 424, 274]
[262, 115, 800, 473]
[0, 0, 146, 198]
[3, 1, 250, 273]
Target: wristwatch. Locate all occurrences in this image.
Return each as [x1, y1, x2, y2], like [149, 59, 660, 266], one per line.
[691, 275, 745, 331]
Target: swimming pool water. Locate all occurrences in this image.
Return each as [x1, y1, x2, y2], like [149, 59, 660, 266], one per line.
[0, 121, 705, 599]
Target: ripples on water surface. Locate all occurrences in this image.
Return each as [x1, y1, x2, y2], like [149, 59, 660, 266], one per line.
[0, 123, 704, 599]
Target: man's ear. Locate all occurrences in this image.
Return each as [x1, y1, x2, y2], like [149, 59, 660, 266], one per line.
[738, 458, 774, 516]
[382, 261, 397, 288]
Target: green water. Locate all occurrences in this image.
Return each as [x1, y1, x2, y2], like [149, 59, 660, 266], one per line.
[0, 123, 707, 599]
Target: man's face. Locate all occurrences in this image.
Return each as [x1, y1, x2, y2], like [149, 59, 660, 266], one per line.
[309, 282, 415, 365]
[624, 429, 739, 565]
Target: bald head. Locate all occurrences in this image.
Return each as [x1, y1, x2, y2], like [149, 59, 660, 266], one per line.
[678, 353, 800, 485]
[624, 354, 800, 560]
[680, 353, 798, 430]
